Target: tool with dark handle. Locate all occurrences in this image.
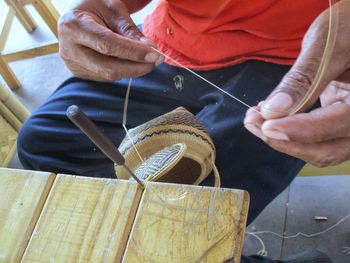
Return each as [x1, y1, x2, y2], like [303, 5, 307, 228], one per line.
[66, 105, 145, 188]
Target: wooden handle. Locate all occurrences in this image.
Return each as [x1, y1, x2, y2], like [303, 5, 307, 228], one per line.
[66, 105, 125, 165]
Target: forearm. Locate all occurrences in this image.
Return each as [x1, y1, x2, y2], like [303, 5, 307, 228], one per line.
[121, 0, 152, 14]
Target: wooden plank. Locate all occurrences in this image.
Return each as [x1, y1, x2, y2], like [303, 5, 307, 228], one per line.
[32, 0, 59, 38]
[0, 8, 15, 52]
[22, 174, 143, 263]
[0, 114, 17, 167]
[2, 42, 58, 62]
[0, 55, 21, 90]
[123, 182, 249, 263]
[0, 100, 22, 131]
[0, 168, 55, 263]
[299, 161, 350, 176]
[4, 0, 37, 33]
[0, 83, 30, 123]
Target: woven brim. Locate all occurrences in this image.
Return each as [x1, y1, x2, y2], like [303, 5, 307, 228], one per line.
[115, 107, 216, 185]
[131, 143, 187, 182]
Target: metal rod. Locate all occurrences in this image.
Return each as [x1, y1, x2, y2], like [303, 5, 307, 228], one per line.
[66, 105, 145, 188]
[122, 164, 145, 188]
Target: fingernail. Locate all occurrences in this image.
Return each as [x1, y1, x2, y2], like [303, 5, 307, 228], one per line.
[145, 52, 159, 63]
[244, 124, 265, 140]
[140, 37, 154, 45]
[262, 129, 289, 141]
[262, 93, 294, 113]
[257, 101, 265, 107]
[155, 55, 164, 66]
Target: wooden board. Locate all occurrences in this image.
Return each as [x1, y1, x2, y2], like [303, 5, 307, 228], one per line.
[0, 168, 55, 263]
[299, 161, 350, 176]
[0, 114, 17, 167]
[0, 168, 249, 262]
[22, 174, 143, 263]
[123, 182, 249, 263]
[2, 42, 58, 63]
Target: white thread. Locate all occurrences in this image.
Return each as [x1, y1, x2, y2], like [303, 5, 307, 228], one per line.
[122, 78, 132, 126]
[249, 213, 350, 239]
[343, 247, 350, 255]
[122, 124, 145, 163]
[122, 78, 145, 163]
[150, 47, 260, 114]
[246, 232, 268, 257]
[246, 213, 350, 256]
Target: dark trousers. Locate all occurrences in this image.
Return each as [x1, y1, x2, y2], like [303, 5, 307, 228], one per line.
[18, 61, 304, 263]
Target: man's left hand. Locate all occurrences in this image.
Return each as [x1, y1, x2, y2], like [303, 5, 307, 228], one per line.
[244, 0, 350, 167]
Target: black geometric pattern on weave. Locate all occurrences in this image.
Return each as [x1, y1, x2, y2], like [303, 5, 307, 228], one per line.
[121, 128, 215, 155]
[127, 108, 209, 137]
[134, 144, 182, 180]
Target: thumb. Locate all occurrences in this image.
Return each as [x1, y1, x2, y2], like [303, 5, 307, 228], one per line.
[104, 1, 163, 64]
[260, 5, 339, 119]
[104, 1, 152, 42]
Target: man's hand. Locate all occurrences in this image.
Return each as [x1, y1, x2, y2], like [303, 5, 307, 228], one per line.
[244, 0, 350, 167]
[58, 0, 163, 82]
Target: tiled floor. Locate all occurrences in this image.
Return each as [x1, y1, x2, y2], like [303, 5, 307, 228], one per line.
[1, 2, 350, 263]
[244, 176, 350, 262]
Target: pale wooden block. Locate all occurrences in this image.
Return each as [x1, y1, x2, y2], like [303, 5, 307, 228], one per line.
[0, 55, 21, 90]
[0, 168, 55, 263]
[4, 0, 36, 33]
[32, 0, 59, 37]
[22, 174, 143, 263]
[299, 161, 350, 176]
[123, 182, 249, 263]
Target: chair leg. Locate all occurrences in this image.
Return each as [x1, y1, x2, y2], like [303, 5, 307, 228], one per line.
[0, 83, 30, 123]
[32, 0, 59, 38]
[5, 0, 37, 33]
[0, 8, 16, 52]
[0, 56, 21, 90]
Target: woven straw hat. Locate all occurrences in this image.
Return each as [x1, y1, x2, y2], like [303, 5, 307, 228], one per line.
[115, 107, 220, 187]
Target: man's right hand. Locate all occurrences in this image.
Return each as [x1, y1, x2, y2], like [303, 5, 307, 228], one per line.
[58, 0, 163, 82]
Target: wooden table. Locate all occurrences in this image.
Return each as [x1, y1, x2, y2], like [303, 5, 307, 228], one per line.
[0, 168, 249, 263]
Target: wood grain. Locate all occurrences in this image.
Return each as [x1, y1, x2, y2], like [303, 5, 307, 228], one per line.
[0, 168, 55, 263]
[123, 182, 249, 263]
[31, 0, 59, 37]
[4, 0, 37, 33]
[0, 7, 15, 52]
[0, 113, 17, 167]
[0, 83, 30, 124]
[0, 55, 20, 90]
[299, 161, 350, 176]
[22, 174, 143, 263]
[2, 42, 58, 63]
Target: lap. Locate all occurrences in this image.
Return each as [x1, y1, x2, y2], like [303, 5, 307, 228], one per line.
[18, 60, 303, 224]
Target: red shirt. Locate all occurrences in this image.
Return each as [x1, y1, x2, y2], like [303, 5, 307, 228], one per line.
[143, 0, 329, 70]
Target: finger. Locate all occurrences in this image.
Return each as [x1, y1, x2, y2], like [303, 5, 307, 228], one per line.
[337, 69, 350, 84]
[60, 12, 161, 63]
[243, 107, 267, 140]
[261, 101, 350, 143]
[102, 1, 146, 41]
[265, 137, 350, 167]
[260, 4, 344, 119]
[96, 1, 166, 66]
[67, 45, 155, 81]
[66, 65, 110, 82]
[64, 60, 133, 82]
[320, 81, 350, 105]
[94, 1, 164, 65]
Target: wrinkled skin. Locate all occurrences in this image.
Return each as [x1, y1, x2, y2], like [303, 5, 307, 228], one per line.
[58, 0, 350, 167]
[244, 0, 350, 167]
[58, 0, 162, 82]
